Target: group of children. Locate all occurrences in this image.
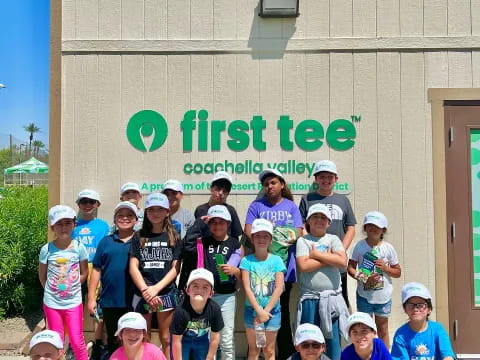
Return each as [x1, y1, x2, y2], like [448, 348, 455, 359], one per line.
[36, 161, 456, 360]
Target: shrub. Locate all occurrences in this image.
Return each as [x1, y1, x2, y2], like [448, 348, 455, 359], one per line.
[0, 186, 48, 319]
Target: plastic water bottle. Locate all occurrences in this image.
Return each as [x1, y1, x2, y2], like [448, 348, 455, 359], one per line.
[255, 323, 266, 348]
[286, 214, 294, 227]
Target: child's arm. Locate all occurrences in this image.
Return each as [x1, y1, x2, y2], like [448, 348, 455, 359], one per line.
[309, 246, 347, 268]
[375, 260, 401, 278]
[129, 256, 149, 294]
[342, 225, 355, 250]
[171, 334, 183, 360]
[262, 271, 284, 314]
[347, 259, 358, 279]
[87, 267, 101, 315]
[79, 260, 89, 284]
[38, 263, 47, 288]
[296, 255, 323, 272]
[206, 331, 220, 360]
[241, 269, 271, 323]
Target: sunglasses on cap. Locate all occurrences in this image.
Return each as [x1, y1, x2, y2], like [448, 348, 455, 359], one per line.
[78, 198, 97, 205]
[300, 342, 322, 349]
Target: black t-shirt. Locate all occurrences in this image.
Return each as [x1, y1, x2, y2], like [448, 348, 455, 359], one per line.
[179, 235, 240, 293]
[130, 232, 182, 296]
[170, 297, 224, 337]
[193, 203, 243, 239]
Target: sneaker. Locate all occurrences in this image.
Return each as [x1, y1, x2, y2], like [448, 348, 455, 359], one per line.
[100, 344, 110, 360]
[65, 347, 76, 360]
[90, 343, 102, 360]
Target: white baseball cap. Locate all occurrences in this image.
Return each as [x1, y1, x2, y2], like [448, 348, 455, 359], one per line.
[76, 189, 100, 203]
[144, 192, 169, 209]
[120, 182, 141, 194]
[401, 282, 432, 304]
[162, 179, 184, 193]
[363, 211, 388, 229]
[313, 160, 338, 176]
[29, 330, 63, 352]
[49, 205, 76, 226]
[306, 203, 332, 222]
[344, 312, 377, 335]
[114, 312, 147, 336]
[258, 168, 284, 183]
[251, 218, 273, 236]
[211, 171, 232, 184]
[187, 268, 215, 288]
[207, 205, 232, 222]
[114, 201, 139, 218]
[294, 323, 325, 346]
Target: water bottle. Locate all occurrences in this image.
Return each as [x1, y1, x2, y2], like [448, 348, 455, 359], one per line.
[286, 214, 294, 227]
[255, 323, 266, 348]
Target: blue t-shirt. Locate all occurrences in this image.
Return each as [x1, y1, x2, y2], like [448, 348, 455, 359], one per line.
[72, 218, 109, 262]
[391, 321, 455, 360]
[341, 338, 392, 360]
[39, 240, 88, 309]
[92, 232, 133, 308]
[239, 254, 286, 310]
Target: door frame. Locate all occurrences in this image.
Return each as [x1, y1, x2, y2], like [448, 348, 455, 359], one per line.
[429, 88, 480, 335]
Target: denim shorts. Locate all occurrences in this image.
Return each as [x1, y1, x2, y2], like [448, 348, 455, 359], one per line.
[356, 293, 392, 317]
[244, 306, 281, 331]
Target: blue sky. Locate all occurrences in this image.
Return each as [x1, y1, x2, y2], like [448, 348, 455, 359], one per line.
[0, 1, 50, 148]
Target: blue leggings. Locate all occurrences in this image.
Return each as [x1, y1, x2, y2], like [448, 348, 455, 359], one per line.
[300, 299, 341, 360]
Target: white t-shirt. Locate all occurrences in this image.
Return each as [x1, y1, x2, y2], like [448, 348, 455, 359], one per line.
[351, 239, 399, 304]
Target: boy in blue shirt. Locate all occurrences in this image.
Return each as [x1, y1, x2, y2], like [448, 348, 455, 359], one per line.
[341, 312, 391, 360]
[391, 282, 455, 360]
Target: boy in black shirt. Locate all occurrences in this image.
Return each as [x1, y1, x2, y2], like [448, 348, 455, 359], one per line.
[170, 268, 224, 360]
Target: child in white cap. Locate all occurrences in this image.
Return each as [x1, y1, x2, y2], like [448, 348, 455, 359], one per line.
[110, 312, 164, 360]
[179, 205, 241, 360]
[39, 205, 89, 360]
[170, 268, 224, 360]
[87, 201, 139, 356]
[295, 203, 349, 360]
[162, 179, 195, 239]
[391, 282, 455, 360]
[29, 330, 64, 360]
[288, 323, 330, 360]
[71, 189, 109, 359]
[347, 211, 401, 348]
[119, 182, 144, 230]
[240, 218, 286, 360]
[129, 192, 182, 359]
[341, 312, 391, 360]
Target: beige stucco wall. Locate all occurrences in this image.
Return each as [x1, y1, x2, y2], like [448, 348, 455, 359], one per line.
[52, 0, 480, 355]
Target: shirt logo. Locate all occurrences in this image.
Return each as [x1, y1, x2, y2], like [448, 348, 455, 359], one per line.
[415, 344, 430, 356]
[79, 227, 91, 235]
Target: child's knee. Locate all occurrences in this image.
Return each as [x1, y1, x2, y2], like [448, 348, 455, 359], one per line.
[159, 333, 170, 347]
[263, 344, 275, 358]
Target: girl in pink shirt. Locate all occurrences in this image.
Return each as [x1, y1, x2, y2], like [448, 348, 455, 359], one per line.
[110, 312, 166, 360]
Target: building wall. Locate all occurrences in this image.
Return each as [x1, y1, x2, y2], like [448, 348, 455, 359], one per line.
[56, 0, 480, 352]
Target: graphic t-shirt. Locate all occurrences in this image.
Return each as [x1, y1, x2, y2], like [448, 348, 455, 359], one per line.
[296, 233, 345, 296]
[391, 321, 456, 360]
[130, 232, 181, 296]
[110, 343, 165, 360]
[298, 192, 356, 241]
[239, 254, 286, 310]
[92, 232, 133, 308]
[72, 218, 109, 262]
[39, 240, 88, 309]
[170, 298, 224, 338]
[193, 202, 243, 239]
[341, 338, 392, 360]
[351, 239, 399, 304]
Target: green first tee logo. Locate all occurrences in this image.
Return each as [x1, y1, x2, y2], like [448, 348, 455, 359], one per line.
[127, 109, 358, 152]
[126, 110, 168, 152]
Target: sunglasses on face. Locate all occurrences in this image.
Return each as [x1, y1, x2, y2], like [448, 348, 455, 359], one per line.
[78, 198, 97, 205]
[405, 302, 428, 310]
[300, 342, 322, 349]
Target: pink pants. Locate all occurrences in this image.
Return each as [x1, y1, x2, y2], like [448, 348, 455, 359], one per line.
[43, 303, 88, 360]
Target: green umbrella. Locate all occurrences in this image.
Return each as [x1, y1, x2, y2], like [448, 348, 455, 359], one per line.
[4, 157, 49, 175]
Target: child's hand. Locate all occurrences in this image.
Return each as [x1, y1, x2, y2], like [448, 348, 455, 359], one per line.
[87, 299, 97, 315]
[365, 273, 381, 287]
[220, 264, 237, 276]
[255, 309, 272, 324]
[142, 286, 158, 302]
[148, 296, 161, 311]
[374, 259, 388, 272]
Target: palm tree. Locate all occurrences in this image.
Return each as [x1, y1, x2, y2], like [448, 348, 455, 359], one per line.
[23, 123, 40, 157]
[32, 140, 45, 157]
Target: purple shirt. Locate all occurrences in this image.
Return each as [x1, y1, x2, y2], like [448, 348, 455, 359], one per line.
[245, 198, 303, 227]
